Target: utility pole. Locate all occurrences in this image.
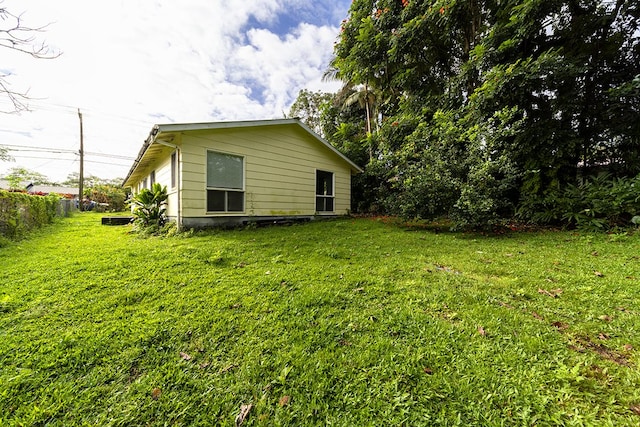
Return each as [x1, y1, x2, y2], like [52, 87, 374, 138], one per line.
[78, 108, 84, 211]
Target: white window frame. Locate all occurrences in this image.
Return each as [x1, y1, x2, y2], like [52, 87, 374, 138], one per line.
[206, 150, 245, 213]
[315, 169, 335, 213]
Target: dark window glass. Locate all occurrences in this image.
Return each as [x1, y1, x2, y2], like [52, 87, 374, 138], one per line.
[170, 152, 177, 188]
[316, 170, 333, 196]
[227, 191, 244, 212]
[207, 190, 225, 211]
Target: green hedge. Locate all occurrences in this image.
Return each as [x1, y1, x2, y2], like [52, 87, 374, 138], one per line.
[0, 190, 61, 240]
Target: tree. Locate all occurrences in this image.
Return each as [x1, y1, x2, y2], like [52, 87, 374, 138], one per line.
[288, 89, 334, 137]
[331, 0, 640, 228]
[2, 166, 55, 188]
[0, 3, 60, 113]
[62, 172, 123, 188]
[0, 145, 13, 162]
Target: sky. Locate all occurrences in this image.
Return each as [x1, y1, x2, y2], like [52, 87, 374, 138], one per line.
[0, 0, 351, 184]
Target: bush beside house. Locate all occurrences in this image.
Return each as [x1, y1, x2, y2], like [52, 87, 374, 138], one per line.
[0, 190, 63, 241]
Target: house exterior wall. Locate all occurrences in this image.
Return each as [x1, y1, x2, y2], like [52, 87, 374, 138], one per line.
[179, 124, 352, 221]
[132, 151, 179, 218]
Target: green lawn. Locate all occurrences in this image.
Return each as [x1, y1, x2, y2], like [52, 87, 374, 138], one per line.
[1, 213, 639, 426]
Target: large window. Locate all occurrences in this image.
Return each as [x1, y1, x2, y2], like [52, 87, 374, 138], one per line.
[207, 151, 244, 212]
[316, 170, 334, 212]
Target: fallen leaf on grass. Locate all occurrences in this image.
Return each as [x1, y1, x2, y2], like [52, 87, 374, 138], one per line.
[532, 311, 544, 320]
[353, 287, 365, 292]
[435, 264, 460, 274]
[594, 271, 604, 277]
[179, 352, 192, 361]
[624, 344, 634, 352]
[538, 288, 563, 298]
[151, 387, 162, 400]
[477, 326, 486, 336]
[219, 364, 237, 374]
[598, 315, 612, 322]
[630, 404, 640, 416]
[591, 251, 599, 257]
[235, 404, 252, 426]
[423, 367, 433, 375]
[279, 395, 291, 407]
[598, 333, 610, 340]
[552, 321, 569, 330]
[571, 335, 633, 367]
[199, 362, 211, 369]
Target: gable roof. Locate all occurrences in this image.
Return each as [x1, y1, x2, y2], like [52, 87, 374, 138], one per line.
[122, 118, 363, 188]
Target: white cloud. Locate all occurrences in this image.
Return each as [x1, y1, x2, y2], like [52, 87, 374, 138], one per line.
[0, 0, 348, 182]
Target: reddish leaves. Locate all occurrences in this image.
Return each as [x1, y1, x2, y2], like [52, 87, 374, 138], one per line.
[279, 395, 291, 407]
[552, 321, 569, 331]
[151, 387, 162, 400]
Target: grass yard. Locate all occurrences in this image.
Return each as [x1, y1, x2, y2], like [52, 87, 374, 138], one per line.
[1, 213, 639, 426]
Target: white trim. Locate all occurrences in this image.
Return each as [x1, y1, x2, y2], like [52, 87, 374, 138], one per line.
[315, 168, 335, 214]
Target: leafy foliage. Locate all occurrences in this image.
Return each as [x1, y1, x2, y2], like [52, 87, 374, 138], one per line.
[130, 183, 168, 228]
[328, 0, 640, 229]
[2, 166, 56, 187]
[518, 173, 640, 230]
[0, 145, 13, 162]
[0, 189, 60, 239]
[87, 184, 129, 212]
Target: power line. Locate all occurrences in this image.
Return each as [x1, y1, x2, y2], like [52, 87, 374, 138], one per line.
[2, 143, 135, 160]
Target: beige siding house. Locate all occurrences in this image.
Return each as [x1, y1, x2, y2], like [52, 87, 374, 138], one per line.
[123, 119, 362, 228]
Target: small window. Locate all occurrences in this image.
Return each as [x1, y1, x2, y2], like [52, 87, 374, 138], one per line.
[170, 152, 177, 189]
[316, 170, 334, 212]
[150, 170, 156, 187]
[207, 151, 244, 212]
[142, 177, 148, 190]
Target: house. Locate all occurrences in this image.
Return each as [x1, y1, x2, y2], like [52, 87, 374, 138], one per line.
[27, 184, 79, 198]
[122, 119, 362, 228]
[0, 179, 32, 190]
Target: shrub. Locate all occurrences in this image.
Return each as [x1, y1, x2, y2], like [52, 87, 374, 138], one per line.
[517, 173, 640, 231]
[0, 190, 60, 239]
[130, 183, 168, 228]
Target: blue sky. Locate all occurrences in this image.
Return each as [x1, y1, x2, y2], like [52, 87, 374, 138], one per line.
[0, 0, 351, 183]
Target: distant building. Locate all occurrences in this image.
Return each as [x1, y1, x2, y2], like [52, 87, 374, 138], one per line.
[26, 184, 79, 198]
[0, 179, 32, 190]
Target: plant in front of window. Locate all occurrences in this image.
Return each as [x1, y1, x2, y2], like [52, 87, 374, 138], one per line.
[130, 183, 168, 228]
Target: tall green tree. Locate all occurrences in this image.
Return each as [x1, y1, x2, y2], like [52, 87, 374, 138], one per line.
[332, 0, 640, 227]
